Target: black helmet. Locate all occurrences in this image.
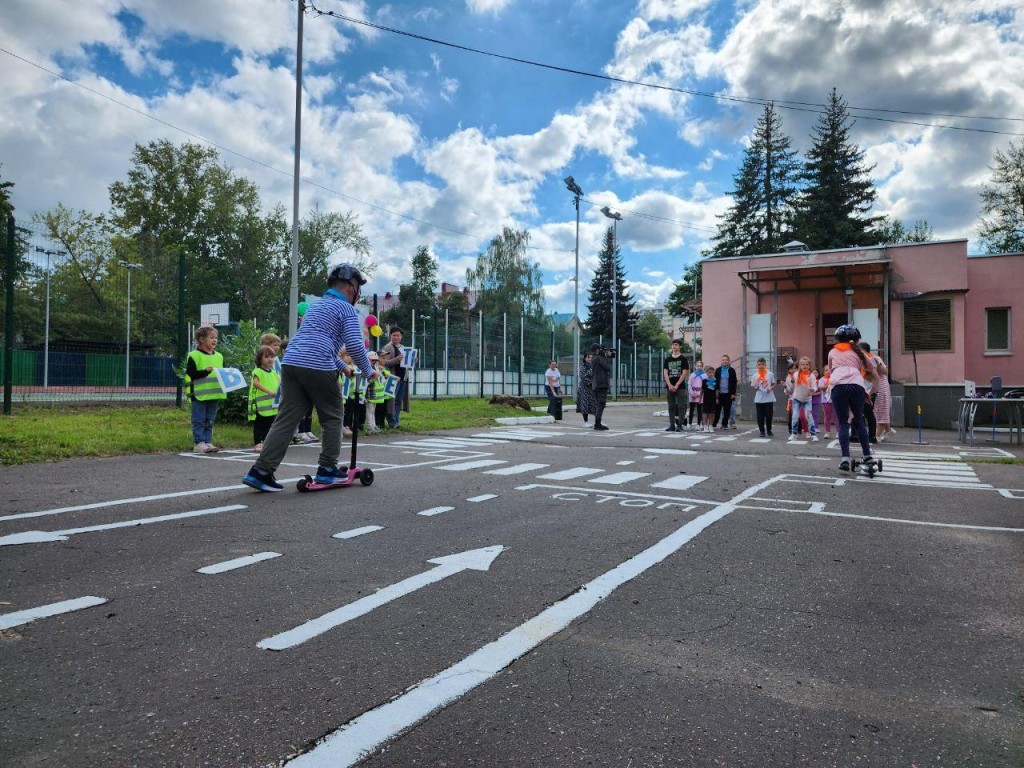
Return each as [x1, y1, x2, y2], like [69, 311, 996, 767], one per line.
[327, 263, 367, 288]
[834, 324, 861, 343]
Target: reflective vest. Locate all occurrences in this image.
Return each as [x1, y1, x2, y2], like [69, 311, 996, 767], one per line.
[187, 350, 227, 401]
[248, 367, 280, 420]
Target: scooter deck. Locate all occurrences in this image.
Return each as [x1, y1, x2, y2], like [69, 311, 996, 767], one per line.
[850, 458, 884, 477]
[296, 467, 374, 492]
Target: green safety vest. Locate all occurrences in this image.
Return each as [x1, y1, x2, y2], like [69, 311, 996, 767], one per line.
[187, 349, 227, 401]
[248, 367, 281, 420]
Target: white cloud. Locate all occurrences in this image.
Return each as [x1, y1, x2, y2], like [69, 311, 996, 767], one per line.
[466, 0, 514, 13]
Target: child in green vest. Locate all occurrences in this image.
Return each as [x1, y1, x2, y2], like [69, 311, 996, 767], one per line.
[249, 345, 280, 452]
[186, 326, 225, 453]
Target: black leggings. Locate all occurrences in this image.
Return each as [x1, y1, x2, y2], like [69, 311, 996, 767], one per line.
[687, 402, 701, 426]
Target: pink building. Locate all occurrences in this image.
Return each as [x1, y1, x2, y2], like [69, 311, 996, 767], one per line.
[699, 240, 1023, 428]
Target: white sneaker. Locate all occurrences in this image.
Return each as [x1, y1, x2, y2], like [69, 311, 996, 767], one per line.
[788, 434, 797, 442]
[300, 432, 319, 443]
[204, 443, 220, 453]
[811, 435, 819, 442]
[708, 425, 715, 432]
[193, 442, 207, 454]
[343, 427, 353, 438]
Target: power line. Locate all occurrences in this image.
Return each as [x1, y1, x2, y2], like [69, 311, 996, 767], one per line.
[0, 46, 570, 255]
[307, 3, 1024, 137]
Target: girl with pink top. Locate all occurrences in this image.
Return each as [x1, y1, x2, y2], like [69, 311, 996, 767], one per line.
[819, 365, 835, 438]
[827, 325, 878, 471]
[784, 356, 819, 441]
[686, 362, 706, 431]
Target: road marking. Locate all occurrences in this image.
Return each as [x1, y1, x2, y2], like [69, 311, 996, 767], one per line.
[259, 546, 504, 652]
[515, 483, 711, 505]
[286, 476, 784, 767]
[466, 494, 498, 503]
[0, 596, 108, 630]
[588, 471, 651, 485]
[793, 508, 1024, 533]
[333, 526, 385, 539]
[197, 551, 281, 574]
[616, 460, 636, 466]
[535, 468, 604, 480]
[0, 505, 248, 547]
[641, 448, 698, 456]
[482, 463, 550, 475]
[650, 475, 708, 491]
[435, 459, 507, 472]
[417, 507, 455, 517]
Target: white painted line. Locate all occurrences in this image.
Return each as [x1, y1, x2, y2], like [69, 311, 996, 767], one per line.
[651, 475, 708, 491]
[417, 507, 455, 517]
[197, 551, 282, 574]
[749, 438, 771, 444]
[483, 463, 550, 476]
[436, 460, 507, 472]
[0, 505, 248, 547]
[795, 508, 1024, 533]
[466, 494, 498, 503]
[259, 547, 504, 652]
[856, 477, 993, 490]
[588, 472, 651, 485]
[285, 476, 785, 767]
[333, 526, 385, 539]
[642, 448, 698, 456]
[713, 436, 737, 442]
[616, 460, 636, 466]
[535, 467, 604, 480]
[0, 596, 108, 630]
[997, 488, 1024, 500]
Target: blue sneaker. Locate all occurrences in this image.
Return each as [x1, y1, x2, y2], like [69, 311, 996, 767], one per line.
[243, 466, 283, 492]
[314, 465, 348, 484]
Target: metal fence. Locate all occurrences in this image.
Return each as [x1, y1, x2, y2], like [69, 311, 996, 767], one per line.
[3, 216, 670, 411]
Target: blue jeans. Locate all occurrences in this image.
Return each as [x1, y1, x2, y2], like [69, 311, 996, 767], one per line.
[790, 399, 816, 435]
[388, 380, 406, 427]
[830, 384, 871, 459]
[191, 400, 219, 444]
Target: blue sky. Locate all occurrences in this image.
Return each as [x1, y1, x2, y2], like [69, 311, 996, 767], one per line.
[1, 0, 1022, 317]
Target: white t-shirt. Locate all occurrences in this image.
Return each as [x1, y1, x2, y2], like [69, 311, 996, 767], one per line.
[545, 367, 561, 390]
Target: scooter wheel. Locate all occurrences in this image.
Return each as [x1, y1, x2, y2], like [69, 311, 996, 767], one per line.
[876, 460, 883, 472]
[359, 468, 375, 486]
[297, 476, 311, 492]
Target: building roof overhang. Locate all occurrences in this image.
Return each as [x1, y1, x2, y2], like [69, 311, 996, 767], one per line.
[737, 255, 892, 296]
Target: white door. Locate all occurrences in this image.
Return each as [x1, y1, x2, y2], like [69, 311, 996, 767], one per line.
[746, 313, 773, 378]
[853, 308, 879, 352]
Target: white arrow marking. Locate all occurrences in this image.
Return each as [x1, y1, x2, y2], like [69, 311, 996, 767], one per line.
[258, 546, 505, 652]
[0, 505, 247, 547]
[0, 596, 108, 630]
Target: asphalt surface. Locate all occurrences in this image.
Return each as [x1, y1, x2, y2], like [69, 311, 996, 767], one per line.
[1, 406, 1022, 767]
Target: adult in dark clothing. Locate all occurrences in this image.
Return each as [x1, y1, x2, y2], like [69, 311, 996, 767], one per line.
[575, 352, 597, 423]
[589, 343, 611, 431]
[662, 339, 689, 431]
[714, 354, 738, 428]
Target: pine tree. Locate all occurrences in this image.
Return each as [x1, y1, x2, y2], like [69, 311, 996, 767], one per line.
[792, 88, 880, 249]
[978, 140, 1024, 254]
[585, 227, 636, 345]
[706, 103, 801, 258]
[383, 245, 438, 332]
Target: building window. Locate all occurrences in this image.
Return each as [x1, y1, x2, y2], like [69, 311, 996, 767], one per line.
[986, 307, 1010, 353]
[902, 298, 952, 352]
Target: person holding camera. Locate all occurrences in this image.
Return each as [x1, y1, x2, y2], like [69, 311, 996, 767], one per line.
[589, 343, 611, 431]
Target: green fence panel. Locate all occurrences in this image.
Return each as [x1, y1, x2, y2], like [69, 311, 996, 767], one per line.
[0, 349, 37, 385]
[86, 353, 126, 386]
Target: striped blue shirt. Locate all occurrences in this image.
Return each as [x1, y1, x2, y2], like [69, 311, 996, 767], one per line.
[282, 290, 371, 374]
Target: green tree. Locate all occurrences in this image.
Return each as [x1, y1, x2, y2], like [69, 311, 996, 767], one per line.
[665, 262, 701, 325]
[585, 227, 636, 344]
[382, 245, 439, 331]
[296, 208, 373, 295]
[465, 227, 545, 318]
[792, 89, 880, 249]
[873, 216, 934, 245]
[707, 103, 801, 258]
[978, 140, 1024, 253]
[633, 311, 671, 350]
[0, 165, 31, 302]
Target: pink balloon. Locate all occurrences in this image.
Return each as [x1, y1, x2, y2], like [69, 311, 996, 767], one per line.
[365, 314, 378, 327]
[364, 339, 370, 348]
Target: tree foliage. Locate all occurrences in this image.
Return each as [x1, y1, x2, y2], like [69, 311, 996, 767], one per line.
[633, 311, 671, 350]
[465, 227, 545, 319]
[873, 216, 934, 245]
[382, 245, 438, 331]
[706, 103, 801, 258]
[978, 140, 1024, 254]
[791, 89, 880, 249]
[585, 227, 637, 344]
[665, 262, 701, 325]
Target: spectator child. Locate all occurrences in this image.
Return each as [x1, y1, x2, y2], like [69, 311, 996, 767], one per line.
[186, 326, 224, 454]
[686, 361, 706, 431]
[785, 356, 819, 441]
[819, 365, 835, 438]
[750, 357, 776, 437]
[702, 364, 719, 432]
[248, 345, 280, 452]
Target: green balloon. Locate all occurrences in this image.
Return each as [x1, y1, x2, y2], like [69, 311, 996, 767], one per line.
[297, 301, 309, 317]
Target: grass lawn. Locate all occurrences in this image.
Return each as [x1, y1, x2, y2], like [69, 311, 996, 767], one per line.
[0, 398, 554, 466]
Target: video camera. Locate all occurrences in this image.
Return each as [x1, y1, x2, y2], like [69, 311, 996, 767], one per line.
[592, 345, 617, 359]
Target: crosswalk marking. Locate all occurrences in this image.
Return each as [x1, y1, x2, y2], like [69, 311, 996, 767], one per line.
[197, 551, 281, 574]
[483, 463, 550, 475]
[589, 471, 652, 485]
[651, 475, 709, 491]
[0, 596, 108, 631]
[535, 467, 604, 480]
[417, 507, 455, 517]
[436, 459, 507, 472]
[856, 458, 991, 489]
[333, 526, 386, 538]
[467, 494, 498, 502]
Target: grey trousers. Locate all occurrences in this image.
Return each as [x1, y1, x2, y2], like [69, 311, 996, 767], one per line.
[255, 365, 344, 474]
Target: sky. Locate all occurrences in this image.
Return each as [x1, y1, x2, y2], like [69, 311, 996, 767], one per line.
[1, 0, 1022, 318]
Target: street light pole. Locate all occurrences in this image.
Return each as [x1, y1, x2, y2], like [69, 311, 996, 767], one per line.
[34, 247, 60, 388]
[119, 260, 143, 388]
[601, 206, 622, 399]
[564, 176, 583, 395]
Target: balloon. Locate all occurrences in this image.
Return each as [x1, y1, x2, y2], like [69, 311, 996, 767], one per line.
[370, 324, 383, 337]
[297, 301, 309, 317]
[365, 314, 377, 327]
[364, 339, 370, 348]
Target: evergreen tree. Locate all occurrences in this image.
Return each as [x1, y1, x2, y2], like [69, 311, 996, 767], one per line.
[873, 216, 934, 244]
[665, 262, 701, 325]
[978, 140, 1024, 253]
[382, 245, 439, 331]
[585, 227, 636, 344]
[792, 88, 880, 249]
[706, 103, 801, 258]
